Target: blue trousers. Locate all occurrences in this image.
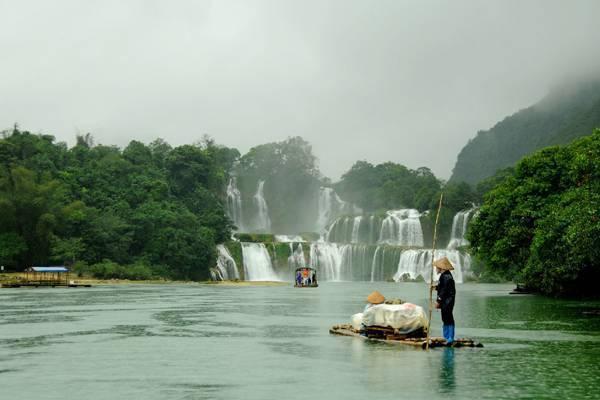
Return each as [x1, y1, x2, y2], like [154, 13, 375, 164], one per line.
[443, 324, 455, 343]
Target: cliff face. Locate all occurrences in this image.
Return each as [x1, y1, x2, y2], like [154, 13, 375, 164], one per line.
[450, 80, 600, 185]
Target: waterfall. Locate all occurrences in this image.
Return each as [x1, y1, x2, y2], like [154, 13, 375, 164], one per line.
[215, 244, 240, 280]
[306, 242, 470, 283]
[316, 187, 340, 233]
[275, 235, 305, 243]
[288, 243, 306, 270]
[377, 209, 424, 247]
[325, 210, 423, 246]
[350, 216, 362, 243]
[309, 242, 343, 281]
[316, 187, 362, 233]
[309, 242, 388, 281]
[393, 249, 469, 283]
[226, 177, 243, 231]
[370, 246, 381, 282]
[241, 242, 279, 281]
[447, 208, 477, 250]
[253, 180, 271, 232]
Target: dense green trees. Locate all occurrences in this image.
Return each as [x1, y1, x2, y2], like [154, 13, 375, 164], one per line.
[469, 130, 600, 296]
[0, 128, 236, 280]
[335, 161, 442, 212]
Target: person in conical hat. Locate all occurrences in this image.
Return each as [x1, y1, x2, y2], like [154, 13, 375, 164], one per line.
[364, 290, 385, 312]
[433, 257, 456, 344]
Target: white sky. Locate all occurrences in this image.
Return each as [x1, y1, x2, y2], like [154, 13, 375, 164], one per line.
[1, 0, 599, 179]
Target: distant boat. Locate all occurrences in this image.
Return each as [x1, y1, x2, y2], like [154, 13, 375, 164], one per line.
[294, 267, 318, 288]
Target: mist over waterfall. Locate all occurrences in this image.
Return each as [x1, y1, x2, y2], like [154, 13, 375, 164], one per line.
[226, 178, 243, 231]
[447, 207, 477, 249]
[241, 242, 279, 281]
[213, 244, 240, 281]
[253, 180, 271, 232]
[316, 187, 360, 233]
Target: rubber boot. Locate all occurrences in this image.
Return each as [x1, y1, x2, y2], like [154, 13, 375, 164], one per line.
[447, 324, 455, 344]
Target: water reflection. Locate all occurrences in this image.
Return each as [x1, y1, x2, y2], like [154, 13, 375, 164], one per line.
[439, 348, 455, 393]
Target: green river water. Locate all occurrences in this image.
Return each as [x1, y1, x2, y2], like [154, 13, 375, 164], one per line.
[1, 282, 599, 400]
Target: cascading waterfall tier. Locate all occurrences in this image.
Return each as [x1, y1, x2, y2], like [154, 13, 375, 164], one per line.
[309, 242, 398, 282]
[378, 209, 424, 246]
[447, 207, 477, 250]
[316, 187, 361, 233]
[308, 243, 469, 283]
[325, 209, 423, 246]
[213, 244, 240, 281]
[393, 249, 469, 283]
[241, 242, 279, 281]
[275, 235, 305, 243]
[227, 204, 476, 282]
[288, 243, 307, 270]
[252, 180, 271, 232]
[226, 177, 243, 231]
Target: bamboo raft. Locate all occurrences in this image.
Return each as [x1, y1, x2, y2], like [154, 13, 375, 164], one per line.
[329, 324, 483, 349]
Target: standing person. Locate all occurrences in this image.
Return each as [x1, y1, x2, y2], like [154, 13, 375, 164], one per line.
[433, 257, 456, 344]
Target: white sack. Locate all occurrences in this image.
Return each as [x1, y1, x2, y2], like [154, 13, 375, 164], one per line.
[351, 313, 364, 330]
[362, 303, 427, 333]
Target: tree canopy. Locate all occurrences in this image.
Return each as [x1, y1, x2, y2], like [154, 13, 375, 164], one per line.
[469, 129, 600, 296]
[335, 161, 442, 212]
[0, 128, 237, 280]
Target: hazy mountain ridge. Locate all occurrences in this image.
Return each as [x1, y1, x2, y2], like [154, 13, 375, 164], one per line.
[450, 80, 600, 184]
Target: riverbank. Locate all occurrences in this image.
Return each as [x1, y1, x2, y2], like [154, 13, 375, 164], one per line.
[0, 273, 287, 287]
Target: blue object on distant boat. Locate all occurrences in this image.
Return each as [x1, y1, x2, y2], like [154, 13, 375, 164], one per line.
[30, 266, 69, 272]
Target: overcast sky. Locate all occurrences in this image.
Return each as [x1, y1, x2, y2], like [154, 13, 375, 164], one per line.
[2, 0, 599, 180]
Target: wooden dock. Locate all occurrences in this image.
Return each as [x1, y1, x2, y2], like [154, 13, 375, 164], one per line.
[329, 324, 483, 349]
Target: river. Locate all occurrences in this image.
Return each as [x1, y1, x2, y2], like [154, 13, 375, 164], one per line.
[1, 282, 599, 399]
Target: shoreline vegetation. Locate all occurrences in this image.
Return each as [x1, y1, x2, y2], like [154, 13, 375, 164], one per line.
[0, 125, 598, 297]
[0, 273, 286, 287]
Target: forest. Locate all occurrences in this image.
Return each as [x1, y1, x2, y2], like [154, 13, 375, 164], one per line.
[1, 125, 598, 297]
[469, 129, 600, 296]
[0, 129, 473, 280]
[0, 128, 237, 280]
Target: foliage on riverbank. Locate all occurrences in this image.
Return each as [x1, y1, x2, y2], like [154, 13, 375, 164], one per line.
[0, 128, 238, 280]
[469, 129, 600, 296]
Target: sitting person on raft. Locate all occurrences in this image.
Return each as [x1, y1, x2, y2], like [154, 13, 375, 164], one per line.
[354, 291, 427, 338]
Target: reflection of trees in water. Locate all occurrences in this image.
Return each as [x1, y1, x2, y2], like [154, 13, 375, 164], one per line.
[439, 347, 455, 393]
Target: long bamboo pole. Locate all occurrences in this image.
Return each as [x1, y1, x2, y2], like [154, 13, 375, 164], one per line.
[425, 192, 444, 350]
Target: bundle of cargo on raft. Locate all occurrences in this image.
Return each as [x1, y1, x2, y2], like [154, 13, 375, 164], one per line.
[329, 324, 483, 349]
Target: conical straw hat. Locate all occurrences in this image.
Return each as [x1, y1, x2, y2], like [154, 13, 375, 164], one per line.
[366, 290, 385, 304]
[433, 257, 454, 271]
